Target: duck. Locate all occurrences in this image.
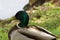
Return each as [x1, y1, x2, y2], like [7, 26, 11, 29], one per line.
[8, 11, 57, 40]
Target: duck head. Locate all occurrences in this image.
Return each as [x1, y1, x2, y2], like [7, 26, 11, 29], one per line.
[15, 11, 29, 27]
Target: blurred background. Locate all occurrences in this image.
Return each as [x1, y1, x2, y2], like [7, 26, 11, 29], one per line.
[0, 0, 60, 40]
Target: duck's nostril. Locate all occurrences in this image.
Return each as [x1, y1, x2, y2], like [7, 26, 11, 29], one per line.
[52, 38, 56, 40]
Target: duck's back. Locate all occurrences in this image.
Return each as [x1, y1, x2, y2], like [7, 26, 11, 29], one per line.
[8, 25, 56, 40]
[18, 26, 56, 40]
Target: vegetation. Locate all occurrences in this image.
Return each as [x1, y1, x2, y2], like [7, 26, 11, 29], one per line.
[0, 2, 60, 40]
[30, 6, 60, 36]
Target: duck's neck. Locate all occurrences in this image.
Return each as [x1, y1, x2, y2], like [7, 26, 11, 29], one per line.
[18, 18, 29, 28]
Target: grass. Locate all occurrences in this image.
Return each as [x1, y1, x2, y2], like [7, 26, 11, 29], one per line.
[0, 27, 8, 40]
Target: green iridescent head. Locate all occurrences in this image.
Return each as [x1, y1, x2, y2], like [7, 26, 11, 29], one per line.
[15, 11, 29, 27]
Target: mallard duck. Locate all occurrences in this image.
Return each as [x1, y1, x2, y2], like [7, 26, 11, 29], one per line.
[8, 11, 57, 40]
